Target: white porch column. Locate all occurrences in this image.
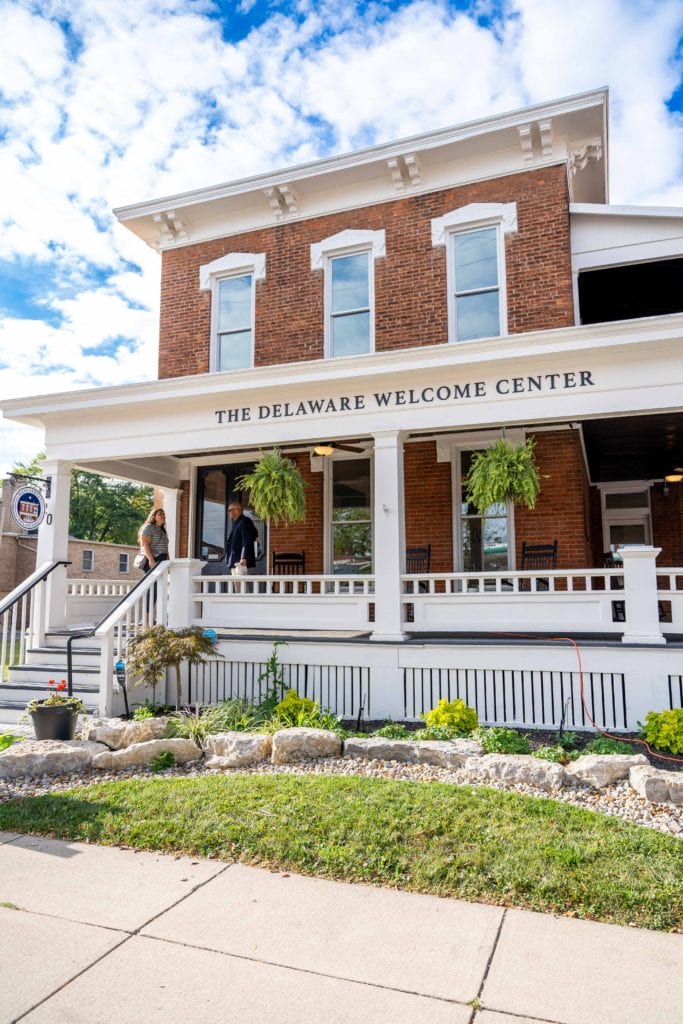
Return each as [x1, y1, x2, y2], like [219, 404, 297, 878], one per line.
[620, 546, 665, 645]
[159, 486, 180, 557]
[36, 460, 73, 629]
[167, 558, 204, 628]
[371, 430, 405, 641]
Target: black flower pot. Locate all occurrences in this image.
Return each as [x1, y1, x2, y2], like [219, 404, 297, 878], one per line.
[30, 703, 78, 741]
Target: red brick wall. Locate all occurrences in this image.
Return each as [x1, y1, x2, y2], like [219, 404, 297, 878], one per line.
[651, 484, 683, 565]
[515, 430, 592, 569]
[403, 441, 453, 571]
[267, 454, 324, 573]
[158, 165, 573, 378]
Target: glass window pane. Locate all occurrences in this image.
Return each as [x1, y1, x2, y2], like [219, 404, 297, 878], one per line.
[332, 253, 369, 312]
[219, 329, 251, 371]
[483, 518, 508, 570]
[201, 470, 226, 560]
[461, 519, 483, 573]
[332, 311, 370, 356]
[605, 491, 649, 509]
[332, 459, 371, 515]
[456, 291, 500, 341]
[333, 522, 372, 574]
[610, 525, 647, 545]
[218, 275, 252, 332]
[454, 228, 498, 292]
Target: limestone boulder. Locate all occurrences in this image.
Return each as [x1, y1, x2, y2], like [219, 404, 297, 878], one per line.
[271, 728, 342, 764]
[203, 732, 272, 768]
[629, 765, 683, 806]
[414, 738, 484, 768]
[0, 739, 108, 779]
[343, 738, 419, 763]
[83, 716, 170, 750]
[566, 753, 647, 789]
[91, 737, 201, 770]
[464, 753, 566, 793]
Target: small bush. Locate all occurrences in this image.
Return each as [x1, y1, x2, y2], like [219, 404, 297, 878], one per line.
[133, 701, 173, 720]
[417, 725, 460, 741]
[583, 736, 636, 756]
[641, 709, 683, 755]
[149, 751, 175, 772]
[474, 727, 531, 755]
[169, 699, 263, 743]
[372, 722, 413, 739]
[271, 690, 346, 736]
[0, 733, 22, 752]
[557, 731, 580, 751]
[532, 745, 579, 765]
[423, 698, 478, 735]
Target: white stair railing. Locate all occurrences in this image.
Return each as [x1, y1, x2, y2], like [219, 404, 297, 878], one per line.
[0, 561, 70, 688]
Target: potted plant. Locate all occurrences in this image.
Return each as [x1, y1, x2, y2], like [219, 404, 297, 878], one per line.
[464, 437, 541, 511]
[27, 679, 87, 741]
[237, 448, 307, 525]
[126, 625, 222, 711]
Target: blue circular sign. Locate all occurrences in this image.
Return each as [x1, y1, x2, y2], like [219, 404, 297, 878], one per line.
[11, 487, 46, 530]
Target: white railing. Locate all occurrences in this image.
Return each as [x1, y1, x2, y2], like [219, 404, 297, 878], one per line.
[66, 579, 134, 626]
[402, 568, 627, 633]
[194, 573, 375, 631]
[94, 563, 168, 714]
[1, 561, 69, 684]
[68, 579, 133, 597]
[657, 569, 683, 632]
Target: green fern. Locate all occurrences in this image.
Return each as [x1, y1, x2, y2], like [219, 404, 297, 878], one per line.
[237, 449, 307, 525]
[465, 438, 540, 512]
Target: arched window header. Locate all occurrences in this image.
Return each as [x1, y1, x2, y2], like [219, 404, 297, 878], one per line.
[199, 252, 266, 291]
[431, 202, 517, 248]
[310, 229, 386, 271]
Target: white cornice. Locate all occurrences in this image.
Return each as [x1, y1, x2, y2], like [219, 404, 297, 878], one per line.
[113, 89, 608, 251]
[3, 311, 681, 429]
[571, 202, 683, 220]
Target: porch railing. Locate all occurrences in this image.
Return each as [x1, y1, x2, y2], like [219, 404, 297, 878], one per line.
[194, 573, 375, 631]
[1, 560, 70, 684]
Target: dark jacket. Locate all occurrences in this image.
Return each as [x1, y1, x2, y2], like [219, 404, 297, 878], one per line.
[226, 514, 258, 568]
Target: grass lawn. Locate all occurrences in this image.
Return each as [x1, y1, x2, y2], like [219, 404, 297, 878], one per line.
[0, 773, 680, 932]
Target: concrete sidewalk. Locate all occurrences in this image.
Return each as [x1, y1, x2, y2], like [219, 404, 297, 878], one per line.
[0, 832, 681, 1024]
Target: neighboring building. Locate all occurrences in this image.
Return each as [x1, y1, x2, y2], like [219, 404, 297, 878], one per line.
[0, 477, 139, 601]
[2, 87, 682, 724]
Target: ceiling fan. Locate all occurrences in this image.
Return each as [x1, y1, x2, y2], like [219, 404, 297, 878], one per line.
[313, 441, 365, 456]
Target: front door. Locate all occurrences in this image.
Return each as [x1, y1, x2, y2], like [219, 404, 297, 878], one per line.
[195, 463, 267, 574]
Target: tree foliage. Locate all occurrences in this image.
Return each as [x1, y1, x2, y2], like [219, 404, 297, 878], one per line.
[237, 449, 307, 525]
[10, 452, 152, 545]
[464, 438, 541, 512]
[126, 625, 222, 710]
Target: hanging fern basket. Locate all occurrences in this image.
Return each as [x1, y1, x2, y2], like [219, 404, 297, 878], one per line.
[237, 449, 307, 526]
[464, 438, 541, 512]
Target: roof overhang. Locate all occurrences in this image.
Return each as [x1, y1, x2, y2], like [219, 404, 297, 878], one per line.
[114, 89, 609, 252]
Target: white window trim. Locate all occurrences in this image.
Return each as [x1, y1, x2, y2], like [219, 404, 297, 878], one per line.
[431, 203, 516, 345]
[311, 229, 385, 359]
[324, 452, 374, 574]
[449, 430, 523, 571]
[199, 252, 266, 373]
[597, 482, 653, 551]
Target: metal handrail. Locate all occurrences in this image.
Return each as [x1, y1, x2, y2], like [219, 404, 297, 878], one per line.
[0, 560, 70, 616]
[65, 562, 168, 697]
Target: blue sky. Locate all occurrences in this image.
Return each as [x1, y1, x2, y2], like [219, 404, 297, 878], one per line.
[0, 0, 682, 474]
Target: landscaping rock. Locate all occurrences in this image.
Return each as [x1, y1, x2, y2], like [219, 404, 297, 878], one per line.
[203, 732, 272, 768]
[91, 737, 201, 769]
[344, 738, 419, 763]
[0, 740, 108, 779]
[414, 738, 484, 768]
[464, 753, 566, 793]
[271, 728, 341, 764]
[629, 765, 683, 806]
[83, 716, 169, 750]
[566, 753, 647, 789]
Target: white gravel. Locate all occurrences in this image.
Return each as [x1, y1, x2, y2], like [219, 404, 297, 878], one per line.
[1, 754, 681, 839]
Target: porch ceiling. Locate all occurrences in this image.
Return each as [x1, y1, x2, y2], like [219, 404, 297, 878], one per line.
[581, 412, 683, 482]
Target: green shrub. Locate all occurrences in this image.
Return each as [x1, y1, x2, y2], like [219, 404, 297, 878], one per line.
[583, 736, 636, 756]
[0, 733, 22, 752]
[641, 709, 683, 755]
[557, 731, 580, 751]
[372, 722, 413, 739]
[133, 701, 173, 720]
[169, 699, 264, 743]
[474, 727, 531, 755]
[149, 752, 175, 772]
[417, 725, 460, 741]
[532, 745, 579, 765]
[271, 690, 345, 735]
[422, 698, 478, 735]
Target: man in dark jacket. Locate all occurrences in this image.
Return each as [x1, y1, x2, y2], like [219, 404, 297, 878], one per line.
[226, 501, 258, 570]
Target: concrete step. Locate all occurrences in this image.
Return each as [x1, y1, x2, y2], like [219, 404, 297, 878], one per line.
[25, 647, 101, 669]
[7, 665, 100, 690]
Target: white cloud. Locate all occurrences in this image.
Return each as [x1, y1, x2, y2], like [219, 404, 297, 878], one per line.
[0, 0, 681, 480]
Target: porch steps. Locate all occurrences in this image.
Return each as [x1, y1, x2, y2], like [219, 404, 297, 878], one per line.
[1, 633, 102, 726]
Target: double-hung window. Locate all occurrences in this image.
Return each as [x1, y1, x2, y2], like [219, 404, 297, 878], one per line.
[199, 252, 266, 372]
[431, 203, 517, 344]
[311, 229, 385, 358]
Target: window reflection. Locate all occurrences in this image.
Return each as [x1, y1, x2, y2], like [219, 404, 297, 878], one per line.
[332, 458, 372, 573]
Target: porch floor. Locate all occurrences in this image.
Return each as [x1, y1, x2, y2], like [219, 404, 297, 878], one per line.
[211, 628, 683, 647]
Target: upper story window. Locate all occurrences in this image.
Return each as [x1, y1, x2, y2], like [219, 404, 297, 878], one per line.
[432, 203, 517, 344]
[199, 252, 266, 372]
[311, 229, 385, 358]
[119, 552, 129, 573]
[82, 549, 94, 572]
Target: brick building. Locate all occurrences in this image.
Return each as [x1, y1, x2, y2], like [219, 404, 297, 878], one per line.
[2, 88, 682, 724]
